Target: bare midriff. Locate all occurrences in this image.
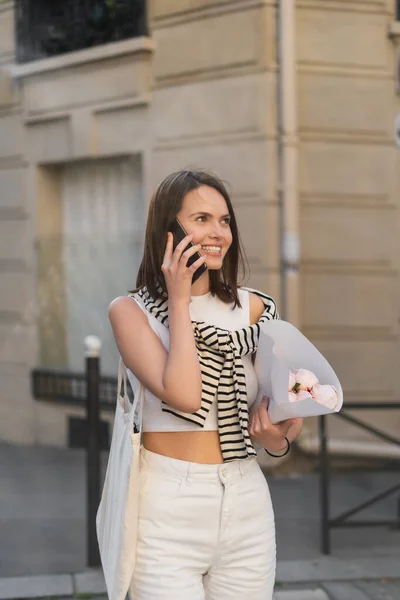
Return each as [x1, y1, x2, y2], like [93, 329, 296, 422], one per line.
[143, 430, 224, 464]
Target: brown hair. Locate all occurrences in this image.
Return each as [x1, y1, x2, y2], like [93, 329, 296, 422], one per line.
[132, 170, 249, 307]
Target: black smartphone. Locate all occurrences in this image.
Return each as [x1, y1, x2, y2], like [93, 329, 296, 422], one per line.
[169, 218, 207, 284]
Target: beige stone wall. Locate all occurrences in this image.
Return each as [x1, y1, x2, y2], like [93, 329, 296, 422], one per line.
[149, 0, 280, 298]
[0, 0, 279, 445]
[297, 0, 400, 450]
[0, 0, 37, 443]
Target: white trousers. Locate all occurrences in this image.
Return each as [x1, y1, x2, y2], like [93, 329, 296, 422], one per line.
[131, 448, 276, 600]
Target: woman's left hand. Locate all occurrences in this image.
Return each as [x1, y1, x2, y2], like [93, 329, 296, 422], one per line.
[249, 397, 303, 454]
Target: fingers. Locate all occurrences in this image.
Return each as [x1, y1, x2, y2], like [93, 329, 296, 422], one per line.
[286, 417, 304, 442]
[249, 410, 262, 436]
[171, 234, 194, 266]
[174, 235, 208, 272]
[162, 232, 194, 272]
[258, 400, 272, 429]
[250, 398, 292, 437]
[250, 397, 269, 435]
[162, 232, 207, 282]
[162, 231, 174, 266]
[261, 396, 269, 408]
[250, 397, 299, 451]
[176, 243, 206, 276]
[180, 243, 204, 264]
[188, 253, 207, 273]
[277, 418, 297, 437]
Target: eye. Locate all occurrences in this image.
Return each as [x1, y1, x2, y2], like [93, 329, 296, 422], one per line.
[196, 215, 207, 222]
[222, 217, 231, 225]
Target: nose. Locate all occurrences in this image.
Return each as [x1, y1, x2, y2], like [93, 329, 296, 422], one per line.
[209, 220, 224, 239]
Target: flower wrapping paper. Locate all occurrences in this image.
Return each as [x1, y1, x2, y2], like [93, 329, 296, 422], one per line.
[254, 320, 343, 424]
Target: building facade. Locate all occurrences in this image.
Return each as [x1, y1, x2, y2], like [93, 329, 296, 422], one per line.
[0, 0, 399, 455]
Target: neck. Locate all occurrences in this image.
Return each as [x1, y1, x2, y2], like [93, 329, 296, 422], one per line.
[191, 271, 210, 296]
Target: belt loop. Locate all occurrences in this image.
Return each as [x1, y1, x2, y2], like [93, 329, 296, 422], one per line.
[239, 458, 251, 478]
[186, 460, 192, 482]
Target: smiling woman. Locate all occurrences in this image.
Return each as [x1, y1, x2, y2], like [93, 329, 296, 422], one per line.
[105, 169, 302, 600]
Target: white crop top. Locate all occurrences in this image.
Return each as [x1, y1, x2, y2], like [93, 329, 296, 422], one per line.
[126, 289, 259, 432]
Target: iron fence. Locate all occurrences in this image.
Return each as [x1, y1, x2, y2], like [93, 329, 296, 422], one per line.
[15, 0, 148, 63]
[32, 367, 119, 411]
[32, 354, 112, 566]
[319, 403, 400, 554]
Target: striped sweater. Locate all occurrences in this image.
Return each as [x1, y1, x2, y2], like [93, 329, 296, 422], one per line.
[131, 287, 279, 462]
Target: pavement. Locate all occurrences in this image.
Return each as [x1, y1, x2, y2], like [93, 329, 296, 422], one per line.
[0, 441, 399, 600]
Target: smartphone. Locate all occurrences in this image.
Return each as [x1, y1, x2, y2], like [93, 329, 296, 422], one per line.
[169, 218, 207, 284]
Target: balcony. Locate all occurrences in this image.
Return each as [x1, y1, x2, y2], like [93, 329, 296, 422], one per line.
[15, 0, 148, 64]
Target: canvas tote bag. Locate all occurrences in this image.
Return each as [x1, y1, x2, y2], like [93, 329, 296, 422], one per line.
[96, 357, 143, 600]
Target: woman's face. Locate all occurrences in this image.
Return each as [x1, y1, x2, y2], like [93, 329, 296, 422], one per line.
[176, 185, 233, 270]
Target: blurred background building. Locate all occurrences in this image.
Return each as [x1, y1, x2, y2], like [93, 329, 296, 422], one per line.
[0, 0, 399, 455]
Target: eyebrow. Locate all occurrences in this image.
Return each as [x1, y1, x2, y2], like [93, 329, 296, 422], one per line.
[189, 211, 231, 219]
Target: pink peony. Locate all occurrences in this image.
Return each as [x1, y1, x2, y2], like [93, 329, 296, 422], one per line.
[311, 384, 338, 410]
[288, 371, 296, 391]
[288, 391, 297, 403]
[294, 369, 319, 391]
[296, 390, 313, 402]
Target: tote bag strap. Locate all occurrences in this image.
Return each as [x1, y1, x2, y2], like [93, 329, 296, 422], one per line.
[132, 379, 144, 435]
[117, 357, 144, 433]
[117, 356, 129, 412]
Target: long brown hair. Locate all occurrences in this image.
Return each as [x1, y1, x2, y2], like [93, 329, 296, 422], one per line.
[133, 170, 249, 307]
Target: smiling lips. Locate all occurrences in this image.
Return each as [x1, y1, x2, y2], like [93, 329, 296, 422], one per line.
[201, 245, 222, 255]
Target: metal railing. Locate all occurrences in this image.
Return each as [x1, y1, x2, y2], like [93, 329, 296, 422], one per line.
[15, 0, 148, 64]
[32, 366, 119, 411]
[319, 403, 400, 554]
[31, 340, 127, 567]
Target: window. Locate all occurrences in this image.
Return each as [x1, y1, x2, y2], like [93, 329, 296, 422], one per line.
[15, 0, 148, 64]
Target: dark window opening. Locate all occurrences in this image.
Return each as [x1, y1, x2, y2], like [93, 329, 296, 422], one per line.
[15, 0, 148, 64]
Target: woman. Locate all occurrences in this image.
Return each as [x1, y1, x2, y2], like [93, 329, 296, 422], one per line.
[109, 170, 303, 600]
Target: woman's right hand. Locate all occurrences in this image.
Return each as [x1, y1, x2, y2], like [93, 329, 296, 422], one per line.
[161, 232, 207, 305]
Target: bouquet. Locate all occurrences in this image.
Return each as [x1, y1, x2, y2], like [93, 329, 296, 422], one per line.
[288, 369, 339, 409]
[254, 320, 343, 424]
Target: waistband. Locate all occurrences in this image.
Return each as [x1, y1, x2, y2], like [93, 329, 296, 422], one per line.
[140, 447, 257, 482]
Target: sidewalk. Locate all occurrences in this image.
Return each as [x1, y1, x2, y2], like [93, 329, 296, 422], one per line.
[1, 442, 399, 599]
[1, 559, 400, 600]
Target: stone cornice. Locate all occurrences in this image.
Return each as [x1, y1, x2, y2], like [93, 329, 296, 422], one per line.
[9, 37, 155, 80]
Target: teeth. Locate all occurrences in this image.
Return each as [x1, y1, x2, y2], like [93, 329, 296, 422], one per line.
[201, 246, 221, 252]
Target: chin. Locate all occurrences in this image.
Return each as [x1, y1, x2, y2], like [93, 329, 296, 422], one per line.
[206, 258, 224, 270]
